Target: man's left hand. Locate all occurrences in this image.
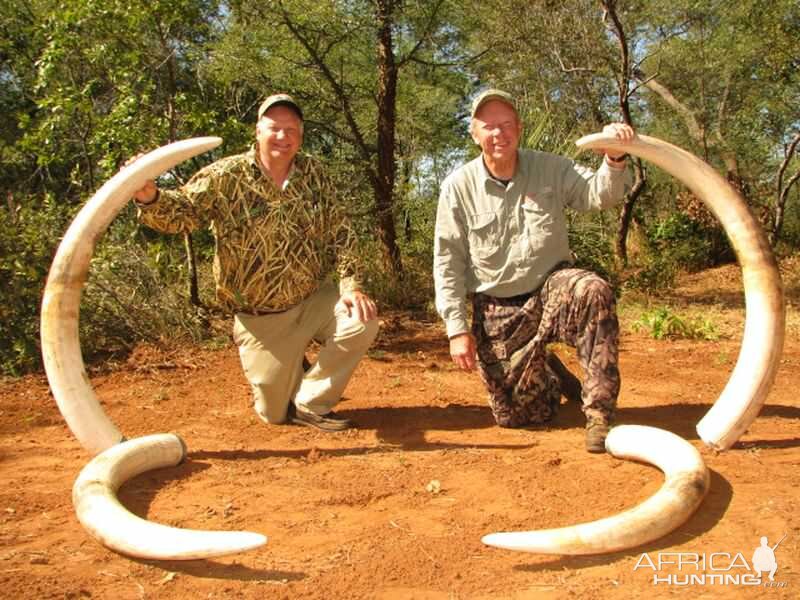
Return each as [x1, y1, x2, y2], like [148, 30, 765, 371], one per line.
[339, 291, 378, 323]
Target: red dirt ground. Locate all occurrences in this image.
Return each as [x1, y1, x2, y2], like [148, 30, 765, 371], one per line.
[1, 263, 798, 599]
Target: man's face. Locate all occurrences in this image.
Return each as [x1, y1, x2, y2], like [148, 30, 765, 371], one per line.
[256, 105, 303, 161]
[470, 100, 522, 162]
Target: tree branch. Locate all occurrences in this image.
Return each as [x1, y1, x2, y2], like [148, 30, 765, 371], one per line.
[397, 0, 446, 68]
[633, 67, 706, 143]
[713, 71, 733, 146]
[777, 131, 800, 194]
[307, 119, 377, 153]
[602, 0, 630, 101]
[408, 47, 490, 68]
[553, 48, 595, 73]
[271, 1, 377, 182]
[783, 169, 800, 199]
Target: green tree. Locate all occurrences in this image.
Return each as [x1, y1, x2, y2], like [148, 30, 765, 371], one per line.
[1, 0, 228, 373]
[464, 0, 651, 263]
[1, 0, 51, 203]
[209, 0, 475, 279]
[633, 0, 800, 253]
[466, 0, 800, 263]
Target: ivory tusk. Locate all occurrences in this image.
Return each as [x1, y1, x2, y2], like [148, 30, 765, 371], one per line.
[45, 139, 268, 560]
[40, 137, 222, 455]
[576, 133, 785, 451]
[73, 433, 267, 560]
[481, 425, 709, 554]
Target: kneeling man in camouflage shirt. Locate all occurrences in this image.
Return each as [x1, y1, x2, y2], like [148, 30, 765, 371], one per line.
[129, 94, 378, 431]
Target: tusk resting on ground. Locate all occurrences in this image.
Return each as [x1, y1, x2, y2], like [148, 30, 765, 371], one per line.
[73, 433, 267, 560]
[40, 137, 222, 455]
[481, 425, 709, 554]
[576, 133, 785, 451]
[45, 139, 268, 560]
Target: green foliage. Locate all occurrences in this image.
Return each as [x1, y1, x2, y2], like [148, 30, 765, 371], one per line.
[632, 306, 719, 341]
[0, 200, 222, 375]
[362, 247, 435, 311]
[567, 213, 619, 289]
[623, 259, 678, 294]
[351, 191, 437, 311]
[776, 195, 800, 250]
[0, 0, 231, 375]
[0, 198, 69, 374]
[522, 108, 578, 160]
[465, 0, 621, 132]
[2, 0, 798, 374]
[17, 0, 226, 203]
[80, 217, 221, 359]
[650, 213, 717, 271]
[624, 211, 731, 294]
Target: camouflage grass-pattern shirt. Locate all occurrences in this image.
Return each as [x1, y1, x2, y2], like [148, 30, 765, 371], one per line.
[138, 147, 360, 314]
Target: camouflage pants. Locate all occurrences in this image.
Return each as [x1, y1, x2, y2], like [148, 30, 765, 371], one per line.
[472, 267, 620, 428]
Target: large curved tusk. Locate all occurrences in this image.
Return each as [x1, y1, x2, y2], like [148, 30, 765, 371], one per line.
[41, 138, 222, 455]
[482, 425, 709, 554]
[576, 133, 785, 451]
[73, 432, 267, 560]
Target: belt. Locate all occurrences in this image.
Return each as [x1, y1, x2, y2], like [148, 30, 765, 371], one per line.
[240, 307, 290, 317]
[251, 309, 288, 316]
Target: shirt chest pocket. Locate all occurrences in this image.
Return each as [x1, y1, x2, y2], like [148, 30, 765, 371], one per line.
[522, 193, 558, 253]
[466, 211, 501, 259]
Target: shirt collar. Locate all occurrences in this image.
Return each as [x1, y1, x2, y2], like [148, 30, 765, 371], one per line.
[249, 145, 306, 189]
[478, 152, 520, 189]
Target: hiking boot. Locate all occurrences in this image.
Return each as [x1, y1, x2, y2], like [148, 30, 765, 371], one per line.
[289, 404, 353, 431]
[585, 418, 610, 453]
[546, 351, 582, 405]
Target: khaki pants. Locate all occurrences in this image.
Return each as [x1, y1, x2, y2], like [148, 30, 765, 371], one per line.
[233, 282, 379, 423]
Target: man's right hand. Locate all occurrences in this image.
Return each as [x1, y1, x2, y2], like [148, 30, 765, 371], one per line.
[123, 154, 158, 204]
[449, 332, 477, 371]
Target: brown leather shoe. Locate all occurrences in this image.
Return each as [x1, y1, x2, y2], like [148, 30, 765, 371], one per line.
[289, 404, 353, 431]
[585, 418, 610, 453]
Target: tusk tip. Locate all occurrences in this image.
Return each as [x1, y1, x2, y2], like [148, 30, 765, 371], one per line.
[481, 533, 523, 552]
[242, 532, 268, 550]
[480, 532, 559, 554]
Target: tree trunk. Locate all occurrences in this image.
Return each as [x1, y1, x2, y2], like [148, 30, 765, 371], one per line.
[6, 192, 16, 223]
[771, 132, 800, 246]
[615, 168, 646, 264]
[602, 0, 647, 266]
[159, 21, 201, 304]
[273, 0, 405, 279]
[183, 232, 201, 306]
[374, 0, 404, 277]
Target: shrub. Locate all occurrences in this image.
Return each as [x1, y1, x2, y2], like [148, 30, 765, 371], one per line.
[1, 198, 223, 376]
[632, 306, 719, 341]
[624, 212, 727, 294]
[567, 214, 619, 289]
[80, 221, 220, 360]
[650, 213, 718, 271]
[0, 197, 70, 375]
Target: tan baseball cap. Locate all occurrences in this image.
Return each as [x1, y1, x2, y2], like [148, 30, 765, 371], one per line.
[257, 94, 303, 121]
[470, 89, 517, 119]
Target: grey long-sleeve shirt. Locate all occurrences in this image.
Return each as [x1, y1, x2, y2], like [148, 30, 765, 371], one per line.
[433, 149, 632, 338]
